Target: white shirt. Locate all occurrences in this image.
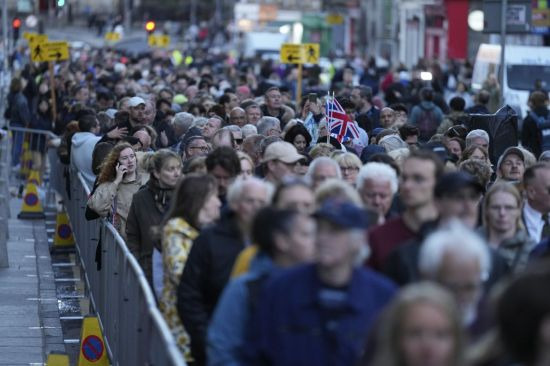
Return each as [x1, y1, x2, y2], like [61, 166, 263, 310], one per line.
[523, 200, 545, 243]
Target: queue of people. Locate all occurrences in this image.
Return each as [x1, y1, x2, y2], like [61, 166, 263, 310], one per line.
[4, 47, 550, 366]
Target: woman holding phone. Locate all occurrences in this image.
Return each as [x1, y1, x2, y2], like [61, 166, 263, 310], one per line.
[88, 142, 148, 239]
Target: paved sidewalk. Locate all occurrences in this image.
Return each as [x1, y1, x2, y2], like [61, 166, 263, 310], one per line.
[0, 197, 65, 365]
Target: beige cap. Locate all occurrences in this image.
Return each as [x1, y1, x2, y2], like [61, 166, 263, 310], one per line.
[261, 141, 305, 164]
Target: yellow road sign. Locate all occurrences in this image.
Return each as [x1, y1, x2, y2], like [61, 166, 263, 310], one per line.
[105, 32, 121, 41]
[31, 41, 69, 63]
[303, 43, 320, 64]
[23, 32, 38, 40]
[24, 32, 48, 45]
[326, 14, 344, 25]
[280, 43, 320, 64]
[148, 35, 170, 48]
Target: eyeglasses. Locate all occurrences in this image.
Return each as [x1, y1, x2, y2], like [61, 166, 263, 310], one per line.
[188, 145, 209, 152]
[340, 166, 359, 173]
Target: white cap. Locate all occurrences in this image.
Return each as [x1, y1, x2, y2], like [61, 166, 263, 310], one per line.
[128, 96, 146, 108]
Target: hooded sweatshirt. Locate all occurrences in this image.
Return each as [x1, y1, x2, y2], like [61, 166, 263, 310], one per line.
[71, 132, 102, 189]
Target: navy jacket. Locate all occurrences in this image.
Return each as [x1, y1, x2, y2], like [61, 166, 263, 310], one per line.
[246, 264, 396, 366]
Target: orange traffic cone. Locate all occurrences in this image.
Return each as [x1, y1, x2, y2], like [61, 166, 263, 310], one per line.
[53, 212, 75, 248]
[18, 181, 45, 219]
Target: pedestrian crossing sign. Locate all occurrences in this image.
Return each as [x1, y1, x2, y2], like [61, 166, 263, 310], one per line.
[24, 32, 48, 45]
[31, 41, 69, 63]
[105, 32, 121, 42]
[280, 43, 320, 64]
[148, 35, 170, 48]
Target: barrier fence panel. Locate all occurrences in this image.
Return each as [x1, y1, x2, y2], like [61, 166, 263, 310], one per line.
[65, 170, 186, 366]
[0, 130, 10, 267]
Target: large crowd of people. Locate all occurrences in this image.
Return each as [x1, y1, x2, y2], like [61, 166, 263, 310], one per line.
[4, 44, 550, 366]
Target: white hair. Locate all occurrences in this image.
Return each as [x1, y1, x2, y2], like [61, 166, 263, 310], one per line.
[257, 116, 281, 136]
[191, 117, 208, 129]
[465, 129, 490, 148]
[224, 125, 242, 133]
[226, 176, 274, 209]
[306, 157, 342, 180]
[356, 162, 398, 194]
[388, 148, 410, 166]
[241, 124, 258, 138]
[419, 220, 491, 281]
[379, 134, 408, 152]
[172, 112, 194, 130]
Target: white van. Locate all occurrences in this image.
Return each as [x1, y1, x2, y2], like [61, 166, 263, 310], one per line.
[242, 32, 289, 59]
[472, 43, 550, 119]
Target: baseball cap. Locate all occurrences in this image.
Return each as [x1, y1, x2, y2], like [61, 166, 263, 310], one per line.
[128, 96, 146, 108]
[496, 146, 525, 171]
[261, 141, 305, 164]
[314, 199, 369, 229]
[434, 171, 484, 198]
[360, 144, 386, 163]
[422, 141, 451, 162]
[173, 94, 188, 105]
[105, 108, 117, 119]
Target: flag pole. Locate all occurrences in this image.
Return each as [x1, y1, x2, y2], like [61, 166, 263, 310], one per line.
[326, 92, 331, 144]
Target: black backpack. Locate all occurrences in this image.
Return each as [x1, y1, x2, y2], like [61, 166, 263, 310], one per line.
[417, 105, 439, 141]
[465, 105, 518, 165]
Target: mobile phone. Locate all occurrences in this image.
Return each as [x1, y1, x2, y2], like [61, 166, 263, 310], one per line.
[308, 93, 317, 102]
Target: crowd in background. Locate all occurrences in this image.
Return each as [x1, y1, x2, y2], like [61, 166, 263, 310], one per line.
[3, 45, 550, 366]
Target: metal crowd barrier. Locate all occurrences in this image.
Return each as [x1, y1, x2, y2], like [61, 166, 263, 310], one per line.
[5, 122, 186, 364]
[65, 170, 185, 365]
[37, 131, 186, 365]
[0, 129, 10, 267]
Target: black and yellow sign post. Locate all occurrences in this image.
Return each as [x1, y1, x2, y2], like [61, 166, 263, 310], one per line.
[30, 41, 70, 122]
[105, 32, 121, 42]
[280, 43, 320, 106]
[148, 35, 171, 48]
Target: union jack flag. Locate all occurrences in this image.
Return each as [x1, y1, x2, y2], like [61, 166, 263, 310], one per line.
[325, 96, 360, 143]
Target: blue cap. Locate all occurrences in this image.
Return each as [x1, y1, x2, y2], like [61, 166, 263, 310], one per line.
[314, 200, 369, 229]
[360, 144, 386, 163]
[371, 127, 384, 136]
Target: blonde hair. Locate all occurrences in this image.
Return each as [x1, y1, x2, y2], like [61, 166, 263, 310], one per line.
[237, 151, 254, 169]
[309, 143, 335, 159]
[372, 282, 465, 366]
[482, 182, 523, 230]
[334, 152, 362, 170]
